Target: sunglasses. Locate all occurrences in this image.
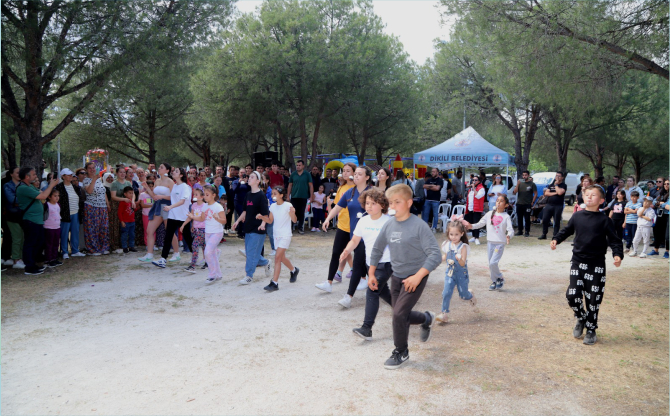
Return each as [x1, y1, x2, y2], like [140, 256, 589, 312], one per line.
[657, 180, 663, 183]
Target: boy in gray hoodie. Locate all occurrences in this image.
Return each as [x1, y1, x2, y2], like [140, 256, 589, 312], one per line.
[369, 184, 442, 370]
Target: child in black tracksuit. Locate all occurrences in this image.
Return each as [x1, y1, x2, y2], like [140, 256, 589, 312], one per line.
[551, 185, 623, 345]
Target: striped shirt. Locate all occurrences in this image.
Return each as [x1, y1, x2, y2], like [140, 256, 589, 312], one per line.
[625, 201, 642, 224]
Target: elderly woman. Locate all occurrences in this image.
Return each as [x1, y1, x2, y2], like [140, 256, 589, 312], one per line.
[83, 162, 111, 255]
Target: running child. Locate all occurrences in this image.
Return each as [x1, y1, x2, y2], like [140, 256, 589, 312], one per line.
[630, 196, 656, 258]
[181, 188, 206, 273]
[339, 189, 392, 340]
[44, 189, 63, 267]
[623, 191, 641, 251]
[255, 185, 299, 291]
[608, 190, 626, 243]
[551, 185, 623, 345]
[118, 186, 139, 253]
[187, 185, 226, 282]
[435, 221, 476, 323]
[464, 195, 514, 290]
[311, 184, 326, 232]
[369, 184, 442, 369]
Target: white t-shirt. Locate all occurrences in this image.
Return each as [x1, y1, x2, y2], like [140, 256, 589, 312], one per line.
[168, 183, 191, 221]
[203, 202, 225, 234]
[637, 207, 656, 227]
[64, 184, 79, 215]
[442, 240, 471, 258]
[270, 202, 294, 238]
[353, 214, 391, 265]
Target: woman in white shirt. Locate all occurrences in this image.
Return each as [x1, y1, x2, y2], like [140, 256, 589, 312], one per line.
[150, 168, 191, 268]
[487, 174, 507, 211]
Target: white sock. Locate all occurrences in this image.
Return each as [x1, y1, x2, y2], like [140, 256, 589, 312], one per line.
[146, 253, 153, 259]
[335, 270, 342, 276]
[291, 267, 296, 273]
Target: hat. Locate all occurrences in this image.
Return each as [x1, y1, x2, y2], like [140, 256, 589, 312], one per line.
[60, 168, 74, 176]
[644, 196, 653, 201]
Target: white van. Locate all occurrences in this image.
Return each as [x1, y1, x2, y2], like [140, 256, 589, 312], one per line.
[531, 172, 581, 206]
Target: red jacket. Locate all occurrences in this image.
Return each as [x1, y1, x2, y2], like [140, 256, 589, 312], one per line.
[465, 184, 485, 214]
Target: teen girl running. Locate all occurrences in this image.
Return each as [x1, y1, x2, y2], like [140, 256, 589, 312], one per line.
[436, 221, 476, 323]
[181, 188, 207, 273]
[138, 163, 174, 262]
[255, 186, 299, 291]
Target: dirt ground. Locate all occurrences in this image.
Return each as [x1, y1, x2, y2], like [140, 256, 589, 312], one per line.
[2, 207, 668, 415]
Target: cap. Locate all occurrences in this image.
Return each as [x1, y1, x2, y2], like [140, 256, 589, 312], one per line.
[644, 196, 654, 201]
[60, 168, 74, 176]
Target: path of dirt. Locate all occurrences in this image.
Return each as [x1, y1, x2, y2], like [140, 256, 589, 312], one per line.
[2, 211, 668, 415]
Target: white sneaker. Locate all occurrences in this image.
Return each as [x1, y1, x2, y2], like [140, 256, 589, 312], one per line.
[474, 238, 481, 245]
[238, 249, 246, 257]
[356, 278, 368, 291]
[435, 312, 449, 323]
[71, 252, 86, 257]
[315, 281, 332, 293]
[138, 254, 154, 262]
[432, 228, 437, 234]
[152, 258, 166, 268]
[168, 254, 181, 262]
[639, 253, 647, 258]
[629, 252, 637, 257]
[269, 250, 276, 256]
[62, 253, 70, 260]
[239, 275, 253, 285]
[102, 250, 110, 255]
[3, 259, 13, 266]
[469, 237, 475, 243]
[91, 253, 102, 256]
[12, 260, 25, 269]
[114, 249, 123, 254]
[264, 262, 272, 277]
[338, 294, 352, 309]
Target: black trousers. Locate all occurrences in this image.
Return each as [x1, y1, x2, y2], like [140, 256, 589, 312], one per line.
[161, 219, 192, 259]
[391, 274, 429, 352]
[21, 220, 44, 272]
[653, 214, 668, 250]
[362, 262, 393, 329]
[327, 228, 351, 282]
[516, 204, 532, 233]
[612, 218, 625, 242]
[465, 211, 482, 238]
[542, 204, 563, 237]
[566, 260, 606, 333]
[291, 198, 307, 231]
[346, 242, 368, 297]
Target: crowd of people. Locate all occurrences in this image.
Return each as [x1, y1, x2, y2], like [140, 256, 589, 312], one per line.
[1, 159, 668, 368]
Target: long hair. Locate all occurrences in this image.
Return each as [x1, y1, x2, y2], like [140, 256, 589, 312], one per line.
[377, 168, 393, 189]
[447, 220, 470, 245]
[490, 195, 509, 226]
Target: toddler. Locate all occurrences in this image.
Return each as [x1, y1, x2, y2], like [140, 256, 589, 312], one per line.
[181, 188, 207, 273]
[630, 196, 656, 258]
[118, 186, 139, 253]
[436, 220, 476, 323]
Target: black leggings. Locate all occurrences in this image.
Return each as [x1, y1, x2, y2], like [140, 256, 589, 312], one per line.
[465, 211, 482, 238]
[653, 214, 668, 250]
[161, 219, 191, 259]
[347, 241, 368, 297]
[612, 218, 625, 242]
[327, 228, 350, 282]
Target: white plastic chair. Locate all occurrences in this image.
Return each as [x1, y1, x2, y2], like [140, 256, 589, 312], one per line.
[304, 202, 313, 229]
[438, 203, 452, 233]
[451, 205, 466, 218]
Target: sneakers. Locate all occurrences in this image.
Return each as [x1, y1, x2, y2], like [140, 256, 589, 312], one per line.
[315, 281, 333, 292]
[338, 294, 352, 308]
[629, 251, 637, 257]
[128, 247, 138, 253]
[24, 268, 45, 276]
[238, 249, 246, 257]
[62, 253, 70, 260]
[495, 278, 504, 290]
[184, 266, 196, 274]
[489, 281, 497, 291]
[537, 235, 547, 240]
[311, 227, 318, 232]
[102, 250, 110, 255]
[468, 237, 475, 243]
[152, 258, 166, 268]
[298, 229, 305, 235]
[12, 260, 25, 269]
[515, 231, 523, 236]
[583, 331, 597, 345]
[435, 312, 449, 323]
[664, 251, 669, 259]
[168, 254, 181, 262]
[524, 233, 530, 238]
[465, 291, 477, 306]
[384, 348, 409, 370]
[269, 250, 276, 256]
[573, 318, 585, 338]
[290, 267, 299, 283]
[206, 276, 222, 283]
[352, 326, 372, 341]
[201, 262, 208, 270]
[333, 271, 342, 283]
[420, 311, 435, 342]
[431, 228, 437, 234]
[123, 248, 129, 254]
[639, 253, 647, 258]
[138, 254, 153, 262]
[264, 262, 272, 277]
[239, 275, 253, 285]
[91, 252, 102, 256]
[114, 248, 123, 254]
[648, 250, 659, 256]
[474, 238, 480, 245]
[346, 270, 353, 279]
[264, 280, 279, 292]
[356, 278, 368, 291]
[47, 260, 63, 268]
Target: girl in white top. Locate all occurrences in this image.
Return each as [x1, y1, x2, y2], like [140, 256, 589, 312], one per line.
[256, 186, 298, 291]
[310, 184, 326, 232]
[138, 163, 175, 261]
[189, 185, 226, 282]
[151, 167, 192, 267]
[487, 174, 507, 211]
[463, 195, 514, 291]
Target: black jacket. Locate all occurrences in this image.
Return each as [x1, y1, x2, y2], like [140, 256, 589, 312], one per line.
[55, 182, 85, 223]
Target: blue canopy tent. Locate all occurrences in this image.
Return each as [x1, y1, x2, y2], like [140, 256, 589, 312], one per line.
[413, 126, 515, 179]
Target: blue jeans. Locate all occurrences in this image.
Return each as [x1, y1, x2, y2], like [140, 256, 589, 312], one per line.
[422, 200, 440, 229]
[442, 242, 472, 313]
[244, 232, 269, 277]
[60, 213, 81, 255]
[120, 222, 135, 249]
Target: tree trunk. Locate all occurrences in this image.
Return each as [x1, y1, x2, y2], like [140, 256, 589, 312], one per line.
[3, 128, 17, 168]
[605, 152, 627, 177]
[299, 116, 308, 164]
[358, 127, 369, 166]
[147, 109, 157, 165]
[275, 121, 295, 170]
[376, 147, 383, 165]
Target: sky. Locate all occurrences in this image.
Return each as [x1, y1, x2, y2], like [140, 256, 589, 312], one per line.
[234, 1, 453, 64]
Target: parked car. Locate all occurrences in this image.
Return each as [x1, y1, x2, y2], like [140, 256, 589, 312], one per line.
[531, 172, 581, 206]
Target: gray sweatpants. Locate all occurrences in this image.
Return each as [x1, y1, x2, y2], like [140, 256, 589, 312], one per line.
[487, 242, 505, 282]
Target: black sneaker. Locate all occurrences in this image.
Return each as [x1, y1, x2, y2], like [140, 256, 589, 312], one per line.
[495, 278, 504, 290]
[515, 231, 523, 236]
[123, 248, 129, 254]
[583, 331, 597, 345]
[290, 267, 300, 283]
[573, 318, 585, 338]
[384, 348, 409, 370]
[184, 266, 196, 274]
[298, 229, 305, 235]
[489, 281, 497, 291]
[524, 233, 530, 238]
[38, 265, 47, 272]
[47, 260, 63, 268]
[537, 235, 547, 240]
[264, 280, 279, 292]
[352, 326, 372, 341]
[420, 311, 435, 342]
[24, 268, 44, 276]
[129, 247, 138, 253]
[201, 262, 208, 270]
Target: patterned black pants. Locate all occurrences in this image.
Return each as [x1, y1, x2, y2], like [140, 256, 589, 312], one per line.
[566, 261, 606, 333]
